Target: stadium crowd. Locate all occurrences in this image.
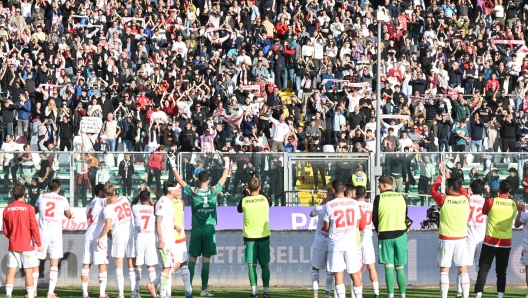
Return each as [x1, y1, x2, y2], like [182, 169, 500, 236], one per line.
[0, 0, 527, 157]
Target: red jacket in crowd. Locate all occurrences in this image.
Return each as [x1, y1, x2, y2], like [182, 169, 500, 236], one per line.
[148, 152, 165, 171]
[3, 200, 41, 252]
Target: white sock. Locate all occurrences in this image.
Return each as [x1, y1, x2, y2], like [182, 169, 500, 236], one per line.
[116, 268, 124, 297]
[32, 272, 39, 293]
[460, 273, 470, 298]
[152, 273, 160, 286]
[326, 272, 334, 292]
[167, 274, 172, 297]
[148, 267, 157, 283]
[81, 269, 89, 295]
[457, 274, 462, 295]
[263, 287, 269, 293]
[129, 268, 136, 294]
[26, 286, 34, 298]
[373, 281, 379, 295]
[401, 295, 406, 298]
[475, 292, 482, 297]
[336, 284, 346, 298]
[251, 285, 258, 295]
[181, 265, 192, 293]
[160, 272, 170, 297]
[351, 284, 356, 298]
[498, 293, 504, 298]
[440, 272, 449, 298]
[99, 272, 108, 297]
[311, 269, 319, 294]
[48, 266, 58, 295]
[6, 284, 13, 296]
[353, 286, 363, 298]
[135, 268, 141, 292]
[388, 294, 394, 298]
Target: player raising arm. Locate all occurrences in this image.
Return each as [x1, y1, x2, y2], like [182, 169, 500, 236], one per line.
[97, 183, 138, 298]
[430, 169, 471, 298]
[310, 189, 335, 298]
[3, 184, 43, 298]
[170, 153, 230, 297]
[322, 179, 365, 298]
[81, 183, 118, 298]
[33, 179, 72, 298]
[131, 185, 158, 298]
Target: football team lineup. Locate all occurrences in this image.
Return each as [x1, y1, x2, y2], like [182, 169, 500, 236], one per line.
[2, 158, 528, 298]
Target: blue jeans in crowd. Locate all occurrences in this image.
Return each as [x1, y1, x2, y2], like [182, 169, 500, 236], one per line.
[470, 139, 483, 152]
[283, 66, 295, 91]
[465, 82, 474, 95]
[107, 139, 116, 152]
[438, 138, 450, 152]
[3, 122, 13, 138]
[274, 65, 286, 89]
[123, 140, 134, 152]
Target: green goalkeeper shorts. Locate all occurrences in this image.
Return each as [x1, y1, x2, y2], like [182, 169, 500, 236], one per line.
[189, 226, 217, 258]
[378, 233, 408, 266]
[243, 239, 271, 265]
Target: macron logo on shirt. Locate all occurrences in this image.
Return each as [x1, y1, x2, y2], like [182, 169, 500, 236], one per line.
[7, 206, 27, 211]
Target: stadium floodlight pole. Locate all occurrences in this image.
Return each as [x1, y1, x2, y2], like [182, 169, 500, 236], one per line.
[374, 8, 386, 195]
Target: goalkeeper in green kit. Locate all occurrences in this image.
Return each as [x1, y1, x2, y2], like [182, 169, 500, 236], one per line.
[170, 154, 231, 297]
[237, 177, 272, 298]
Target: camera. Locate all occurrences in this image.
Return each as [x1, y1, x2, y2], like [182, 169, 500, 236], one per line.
[240, 183, 250, 197]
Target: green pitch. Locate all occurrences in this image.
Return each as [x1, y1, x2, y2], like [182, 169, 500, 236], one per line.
[8, 287, 528, 297]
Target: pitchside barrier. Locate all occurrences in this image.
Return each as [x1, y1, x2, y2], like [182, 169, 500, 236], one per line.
[0, 231, 527, 288]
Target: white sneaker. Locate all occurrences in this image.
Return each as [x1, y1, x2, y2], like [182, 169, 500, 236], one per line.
[200, 291, 214, 297]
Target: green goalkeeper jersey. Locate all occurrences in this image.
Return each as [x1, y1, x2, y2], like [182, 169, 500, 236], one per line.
[184, 184, 223, 228]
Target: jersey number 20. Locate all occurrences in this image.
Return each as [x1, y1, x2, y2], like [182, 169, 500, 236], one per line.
[334, 209, 355, 228]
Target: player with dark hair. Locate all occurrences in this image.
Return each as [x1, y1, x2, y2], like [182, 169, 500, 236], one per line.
[3, 184, 42, 298]
[81, 183, 116, 298]
[474, 180, 520, 298]
[170, 154, 230, 296]
[237, 177, 272, 298]
[32, 179, 72, 298]
[431, 165, 470, 298]
[354, 186, 381, 298]
[373, 175, 409, 298]
[323, 179, 365, 298]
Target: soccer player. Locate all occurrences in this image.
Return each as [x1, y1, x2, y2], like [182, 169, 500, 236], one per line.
[131, 186, 158, 298]
[172, 185, 193, 296]
[310, 189, 335, 298]
[474, 180, 520, 298]
[147, 181, 193, 298]
[514, 198, 528, 297]
[98, 183, 138, 298]
[323, 179, 365, 298]
[456, 180, 487, 298]
[171, 154, 230, 297]
[81, 183, 116, 298]
[354, 186, 381, 298]
[430, 171, 470, 298]
[3, 184, 42, 298]
[237, 177, 272, 298]
[373, 175, 408, 298]
[32, 179, 72, 298]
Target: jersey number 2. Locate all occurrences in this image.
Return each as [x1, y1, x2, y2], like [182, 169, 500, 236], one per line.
[334, 209, 355, 228]
[45, 202, 56, 217]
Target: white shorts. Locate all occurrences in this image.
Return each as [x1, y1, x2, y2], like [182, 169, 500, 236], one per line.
[37, 235, 63, 260]
[311, 247, 327, 270]
[437, 239, 469, 268]
[82, 239, 109, 265]
[467, 241, 483, 267]
[8, 250, 39, 269]
[135, 240, 159, 266]
[158, 241, 189, 268]
[360, 236, 376, 265]
[326, 249, 361, 274]
[111, 238, 136, 259]
[522, 249, 528, 266]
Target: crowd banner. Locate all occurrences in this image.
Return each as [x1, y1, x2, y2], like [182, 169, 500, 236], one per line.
[0, 206, 431, 231]
[79, 117, 103, 134]
[1, 231, 525, 287]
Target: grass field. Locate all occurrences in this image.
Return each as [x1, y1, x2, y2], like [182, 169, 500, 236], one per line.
[7, 287, 528, 297]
